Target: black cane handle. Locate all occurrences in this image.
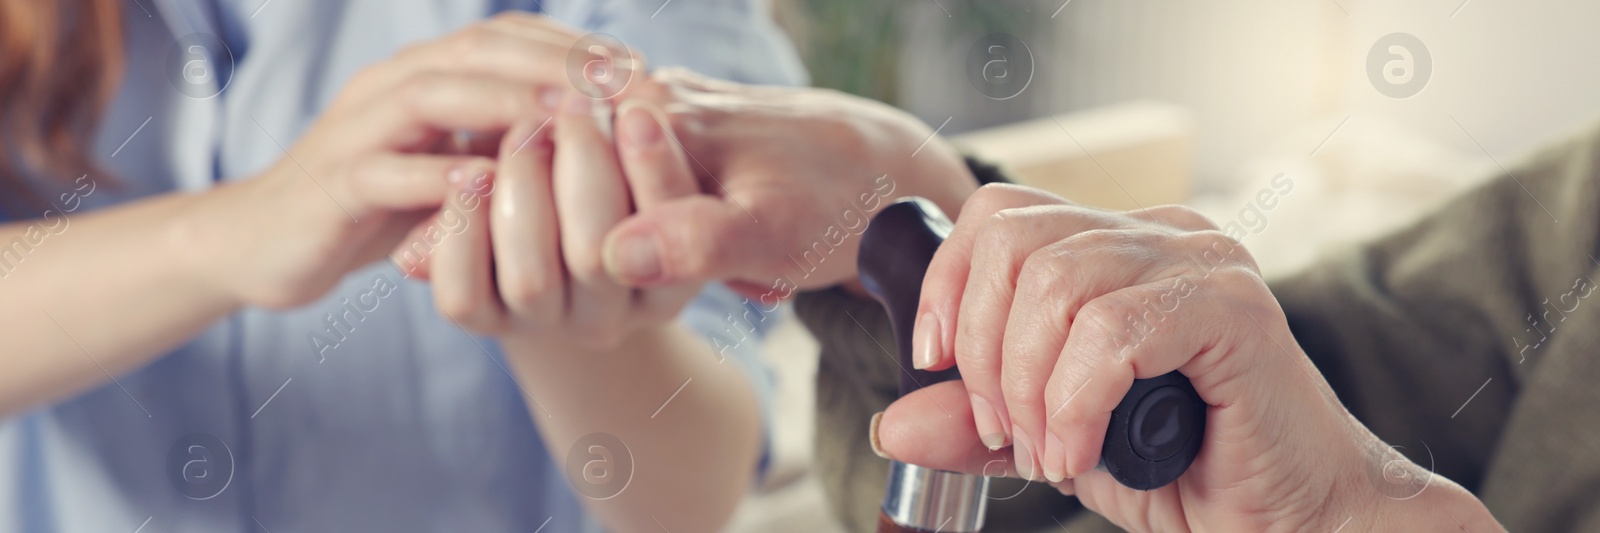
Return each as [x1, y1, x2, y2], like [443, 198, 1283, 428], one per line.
[858, 198, 1205, 491]
[858, 198, 963, 395]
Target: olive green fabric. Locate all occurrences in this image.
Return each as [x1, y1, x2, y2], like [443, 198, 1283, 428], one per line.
[796, 125, 1600, 531]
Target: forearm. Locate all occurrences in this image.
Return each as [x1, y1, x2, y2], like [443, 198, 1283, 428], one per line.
[0, 191, 240, 416]
[502, 324, 762, 533]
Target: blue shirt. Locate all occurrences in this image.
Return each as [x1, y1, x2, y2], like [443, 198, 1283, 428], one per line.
[0, 1, 804, 531]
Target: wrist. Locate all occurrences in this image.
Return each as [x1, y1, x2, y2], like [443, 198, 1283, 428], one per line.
[165, 184, 253, 310]
[1371, 480, 1501, 531]
[1321, 435, 1503, 532]
[500, 323, 681, 361]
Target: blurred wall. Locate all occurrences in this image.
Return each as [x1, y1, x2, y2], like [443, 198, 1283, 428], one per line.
[1341, 0, 1600, 161]
[895, 0, 1600, 187]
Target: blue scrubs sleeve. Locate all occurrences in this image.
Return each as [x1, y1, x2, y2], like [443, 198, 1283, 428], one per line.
[677, 283, 783, 481]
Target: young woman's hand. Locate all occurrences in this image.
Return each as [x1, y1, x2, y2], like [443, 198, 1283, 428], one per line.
[403, 94, 767, 533]
[872, 184, 1503, 532]
[176, 13, 630, 310]
[417, 93, 701, 352]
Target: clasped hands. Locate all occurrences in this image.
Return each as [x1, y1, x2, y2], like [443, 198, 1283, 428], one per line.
[390, 74, 702, 353]
[382, 57, 1487, 533]
[192, 12, 1496, 531]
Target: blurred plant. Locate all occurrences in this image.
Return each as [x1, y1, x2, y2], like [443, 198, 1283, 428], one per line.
[775, 0, 1035, 106]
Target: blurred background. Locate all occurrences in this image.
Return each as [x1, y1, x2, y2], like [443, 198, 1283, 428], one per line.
[729, 0, 1600, 530]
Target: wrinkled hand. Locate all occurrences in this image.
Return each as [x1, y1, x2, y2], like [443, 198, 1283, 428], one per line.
[600, 69, 980, 304]
[873, 184, 1493, 532]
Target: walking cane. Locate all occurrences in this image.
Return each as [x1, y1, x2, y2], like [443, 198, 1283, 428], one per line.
[858, 198, 1207, 533]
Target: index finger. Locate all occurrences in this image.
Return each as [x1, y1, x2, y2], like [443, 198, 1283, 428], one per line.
[914, 184, 1070, 373]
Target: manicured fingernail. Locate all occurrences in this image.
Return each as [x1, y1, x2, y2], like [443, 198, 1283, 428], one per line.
[913, 313, 940, 369]
[618, 103, 663, 150]
[605, 232, 663, 284]
[1013, 427, 1038, 481]
[869, 412, 888, 459]
[970, 394, 1008, 450]
[1043, 432, 1066, 483]
[539, 87, 564, 113]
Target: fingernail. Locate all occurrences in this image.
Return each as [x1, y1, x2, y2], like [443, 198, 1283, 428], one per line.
[1042, 432, 1066, 483]
[539, 87, 564, 113]
[869, 412, 888, 459]
[1013, 427, 1038, 481]
[913, 313, 940, 369]
[605, 232, 663, 284]
[501, 120, 533, 155]
[448, 158, 494, 189]
[970, 394, 1008, 450]
[618, 103, 663, 150]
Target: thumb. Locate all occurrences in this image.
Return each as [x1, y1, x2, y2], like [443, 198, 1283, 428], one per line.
[602, 195, 768, 286]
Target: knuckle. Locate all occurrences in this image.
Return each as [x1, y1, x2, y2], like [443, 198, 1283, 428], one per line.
[658, 223, 717, 279]
[965, 183, 1020, 219]
[1059, 227, 1126, 251]
[449, 26, 497, 57]
[398, 71, 443, 110]
[1018, 247, 1082, 311]
[1181, 229, 1259, 273]
[500, 270, 558, 311]
[1071, 296, 1140, 363]
[1019, 245, 1077, 288]
[964, 183, 1069, 219]
[1148, 204, 1220, 231]
[974, 210, 1037, 262]
[565, 249, 608, 284]
[434, 292, 482, 323]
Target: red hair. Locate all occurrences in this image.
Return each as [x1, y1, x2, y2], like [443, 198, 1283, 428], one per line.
[0, 0, 123, 213]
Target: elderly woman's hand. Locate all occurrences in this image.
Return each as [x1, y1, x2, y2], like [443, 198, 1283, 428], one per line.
[873, 184, 1503, 532]
[600, 68, 980, 304]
